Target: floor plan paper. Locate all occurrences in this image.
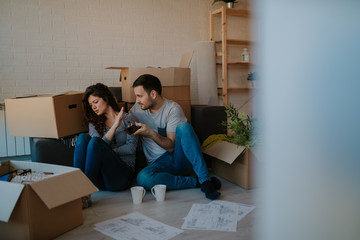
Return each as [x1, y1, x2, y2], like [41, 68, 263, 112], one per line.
[209, 200, 256, 221]
[181, 203, 238, 232]
[94, 212, 183, 240]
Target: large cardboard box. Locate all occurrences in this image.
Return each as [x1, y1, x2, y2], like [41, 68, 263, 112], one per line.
[124, 88, 191, 122]
[4, 91, 88, 138]
[106, 52, 193, 102]
[0, 160, 98, 240]
[202, 141, 257, 189]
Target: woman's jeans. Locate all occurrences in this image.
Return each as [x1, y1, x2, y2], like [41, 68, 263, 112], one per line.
[137, 122, 211, 190]
[74, 133, 134, 191]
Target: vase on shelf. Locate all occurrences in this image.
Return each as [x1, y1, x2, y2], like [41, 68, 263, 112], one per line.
[227, 2, 234, 8]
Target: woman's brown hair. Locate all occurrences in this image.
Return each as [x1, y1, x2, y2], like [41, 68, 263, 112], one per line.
[82, 83, 120, 136]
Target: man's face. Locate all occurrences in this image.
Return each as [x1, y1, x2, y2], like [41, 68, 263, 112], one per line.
[134, 85, 155, 110]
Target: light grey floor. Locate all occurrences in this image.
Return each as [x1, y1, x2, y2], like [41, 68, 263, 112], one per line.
[56, 176, 258, 240]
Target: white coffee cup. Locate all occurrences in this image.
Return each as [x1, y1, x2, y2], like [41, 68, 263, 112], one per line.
[130, 186, 146, 204]
[151, 184, 167, 202]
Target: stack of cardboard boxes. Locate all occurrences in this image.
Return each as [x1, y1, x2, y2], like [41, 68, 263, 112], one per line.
[2, 92, 97, 239]
[106, 52, 193, 121]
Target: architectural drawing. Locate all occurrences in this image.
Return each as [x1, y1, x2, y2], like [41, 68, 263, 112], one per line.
[94, 212, 183, 240]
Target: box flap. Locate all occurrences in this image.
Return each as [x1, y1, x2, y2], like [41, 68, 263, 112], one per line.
[0, 181, 24, 222]
[54, 91, 83, 97]
[29, 170, 98, 209]
[202, 141, 246, 165]
[105, 67, 128, 70]
[179, 51, 193, 68]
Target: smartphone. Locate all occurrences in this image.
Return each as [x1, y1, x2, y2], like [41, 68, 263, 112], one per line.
[125, 125, 140, 135]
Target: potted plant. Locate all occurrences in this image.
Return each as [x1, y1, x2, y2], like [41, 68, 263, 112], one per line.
[212, 0, 238, 8]
[201, 103, 256, 150]
[201, 104, 258, 189]
[222, 104, 256, 148]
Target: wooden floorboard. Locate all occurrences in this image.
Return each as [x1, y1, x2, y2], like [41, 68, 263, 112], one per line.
[56, 175, 258, 240]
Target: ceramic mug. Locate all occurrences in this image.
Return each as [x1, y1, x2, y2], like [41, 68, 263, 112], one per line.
[130, 186, 146, 204]
[151, 184, 167, 202]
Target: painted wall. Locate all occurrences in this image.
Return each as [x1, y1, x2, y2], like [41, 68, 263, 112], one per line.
[0, 0, 250, 102]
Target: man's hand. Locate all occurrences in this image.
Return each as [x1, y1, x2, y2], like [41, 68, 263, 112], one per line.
[133, 121, 175, 152]
[133, 122, 152, 137]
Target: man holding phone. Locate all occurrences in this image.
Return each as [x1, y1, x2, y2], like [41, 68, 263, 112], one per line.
[129, 74, 221, 200]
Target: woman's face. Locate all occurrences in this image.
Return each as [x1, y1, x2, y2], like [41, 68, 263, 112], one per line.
[88, 95, 108, 115]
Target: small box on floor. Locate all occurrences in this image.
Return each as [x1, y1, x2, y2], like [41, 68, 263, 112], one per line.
[0, 160, 98, 240]
[4, 91, 88, 138]
[202, 141, 257, 190]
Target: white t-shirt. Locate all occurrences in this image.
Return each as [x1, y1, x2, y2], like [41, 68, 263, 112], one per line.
[129, 98, 187, 164]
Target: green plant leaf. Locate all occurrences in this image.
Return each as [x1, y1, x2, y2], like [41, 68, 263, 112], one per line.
[222, 103, 255, 148]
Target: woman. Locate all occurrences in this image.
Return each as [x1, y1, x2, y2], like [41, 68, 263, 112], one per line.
[74, 83, 138, 192]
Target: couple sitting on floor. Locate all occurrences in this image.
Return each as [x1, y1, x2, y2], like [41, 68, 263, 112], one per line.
[74, 74, 221, 202]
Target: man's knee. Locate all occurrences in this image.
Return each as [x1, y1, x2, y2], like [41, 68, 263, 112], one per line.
[176, 122, 195, 136]
[136, 169, 155, 190]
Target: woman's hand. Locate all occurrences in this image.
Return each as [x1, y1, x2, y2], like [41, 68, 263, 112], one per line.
[113, 107, 124, 128]
[104, 107, 124, 143]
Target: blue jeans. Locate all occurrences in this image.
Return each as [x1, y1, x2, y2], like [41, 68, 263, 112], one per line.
[74, 133, 134, 191]
[137, 122, 211, 190]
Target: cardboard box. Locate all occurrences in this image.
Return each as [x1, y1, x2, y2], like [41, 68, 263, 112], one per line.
[202, 141, 257, 189]
[0, 160, 98, 240]
[4, 91, 88, 138]
[162, 86, 191, 121]
[162, 86, 190, 101]
[106, 52, 193, 102]
[176, 100, 191, 123]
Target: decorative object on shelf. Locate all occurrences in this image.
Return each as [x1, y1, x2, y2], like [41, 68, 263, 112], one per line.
[212, 0, 238, 8]
[247, 72, 258, 81]
[241, 48, 250, 63]
[247, 72, 258, 87]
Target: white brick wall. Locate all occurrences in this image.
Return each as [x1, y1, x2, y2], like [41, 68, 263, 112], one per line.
[0, 0, 250, 101]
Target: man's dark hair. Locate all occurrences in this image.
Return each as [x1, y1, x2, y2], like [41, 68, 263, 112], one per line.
[132, 74, 162, 95]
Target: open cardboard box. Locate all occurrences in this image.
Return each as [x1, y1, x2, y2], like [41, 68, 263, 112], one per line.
[202, 141, 257, 189]
[106, 52, 193, 103]
[4, 91, 88, 138]
[0, 161, 98, 240]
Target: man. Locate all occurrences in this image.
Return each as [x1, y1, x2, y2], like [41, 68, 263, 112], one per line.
[129, 74, 221, 200]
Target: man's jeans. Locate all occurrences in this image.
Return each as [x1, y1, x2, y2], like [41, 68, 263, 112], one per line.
[137, 122, 211, 190]
[74, 133, 134, 191]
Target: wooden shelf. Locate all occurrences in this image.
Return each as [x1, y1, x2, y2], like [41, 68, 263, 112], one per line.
[228, 87, 255, 91]
[215, 39, 254, 45]
[210, 7, 254, 105]
[216, 62, 254, 65]
[217, 87, 255, 96]
[211, 7, 251, 18]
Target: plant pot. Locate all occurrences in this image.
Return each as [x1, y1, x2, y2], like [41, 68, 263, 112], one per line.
[227, 2, 235, 8]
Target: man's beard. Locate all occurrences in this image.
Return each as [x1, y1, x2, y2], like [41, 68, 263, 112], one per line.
[140, 99, 155, 111]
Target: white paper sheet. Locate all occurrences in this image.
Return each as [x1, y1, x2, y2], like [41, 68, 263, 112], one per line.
[181, 200, 256, 232]
[94, 212, 183, 240]
[209, 200, 256, 221]
[181, 203, 238, 232]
